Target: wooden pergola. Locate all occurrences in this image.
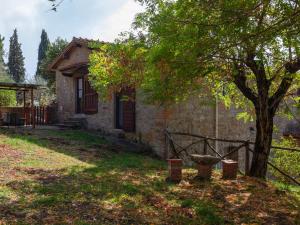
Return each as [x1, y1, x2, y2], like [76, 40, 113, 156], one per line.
[0, 82, 40, 128]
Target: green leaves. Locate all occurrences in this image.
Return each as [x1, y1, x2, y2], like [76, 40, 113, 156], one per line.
[8, 29, 25, 84]
[36, 30, 50, 79]
[89, 40, 148, 99]
[40, 38, 68, 91]
[89, 0, 300, 116]
[0, 35, 16, 107]
[271, 138, 300, 184]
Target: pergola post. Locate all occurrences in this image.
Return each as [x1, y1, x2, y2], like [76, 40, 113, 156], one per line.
[0, 82, 40, 128]
[31, 88, 35, 129]
[23, 90, 26, 125]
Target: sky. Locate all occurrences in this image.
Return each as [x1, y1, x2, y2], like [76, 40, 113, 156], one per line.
[0, 0, 144, 80]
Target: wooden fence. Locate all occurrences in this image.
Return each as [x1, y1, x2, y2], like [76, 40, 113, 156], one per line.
[165, 130, 300, 186]
[0, 106, 56, 126]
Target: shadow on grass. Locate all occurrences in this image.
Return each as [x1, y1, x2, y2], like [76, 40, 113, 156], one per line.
[2, 128, 218, 224]
[0, 128, 124, 165]
[1, 155, 167, 224]
[1, 153, 222, 224]
[1, 128, 298, 224]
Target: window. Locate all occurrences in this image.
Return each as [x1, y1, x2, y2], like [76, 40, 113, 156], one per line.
[84, 78, 98, 114]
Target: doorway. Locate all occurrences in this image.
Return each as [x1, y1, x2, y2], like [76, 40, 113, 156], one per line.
[76, 77, 84, 114]
[115, 88, 136, 132]
[115, 94, 124, 129]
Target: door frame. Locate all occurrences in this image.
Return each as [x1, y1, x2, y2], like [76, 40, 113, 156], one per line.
[115, 93, 123, 129]
[75, 76, 84, 114]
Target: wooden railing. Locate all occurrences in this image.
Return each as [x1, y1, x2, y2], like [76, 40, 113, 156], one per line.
[33, 106, 49, 125]
[32, 106, 57, 125]
[0, 106, 56, 126]
[165, 130, 300, 186]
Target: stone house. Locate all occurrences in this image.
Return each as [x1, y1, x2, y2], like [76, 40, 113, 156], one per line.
[49, 37, 298, 163]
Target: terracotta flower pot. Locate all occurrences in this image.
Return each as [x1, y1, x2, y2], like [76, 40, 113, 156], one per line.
[167, 159, 183, 182]
[222, 160, 238, 179]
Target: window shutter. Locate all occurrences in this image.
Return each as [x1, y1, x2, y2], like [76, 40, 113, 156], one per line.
[122, 87, 136, 132]
[84, 77, 98, 114]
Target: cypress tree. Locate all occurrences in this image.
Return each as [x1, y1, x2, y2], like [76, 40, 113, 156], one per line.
[35, 29, 50, 79]
[8, 29, 25, 83]
[0, 35, 6, 77]
[0, 35, 4, 64]
[0, 35, 17, 106]
[39, 38, 68, 90]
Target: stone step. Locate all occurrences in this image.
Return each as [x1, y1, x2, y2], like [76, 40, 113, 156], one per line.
[67, 118, 86, 122]
[56, 123, 81, 130]
[55, 117, 87, 130]
[64, 121, 82, 125]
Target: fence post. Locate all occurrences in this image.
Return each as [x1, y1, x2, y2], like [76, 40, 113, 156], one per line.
[36, 106, 38, 125]
[35, 106, 37, 126]
[204, 138, 208, 155]
[31, 88, 35, 128]
[42, 107, 45, 125]
[40, 107, 42, 125]
[245, 142, 250, 176]
[23, 91, 26, 125]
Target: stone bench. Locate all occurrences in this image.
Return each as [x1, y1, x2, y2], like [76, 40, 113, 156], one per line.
[190, 154, 220, 180]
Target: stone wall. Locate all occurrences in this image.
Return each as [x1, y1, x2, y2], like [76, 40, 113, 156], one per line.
[54, 44, 296, 167]
[56, 71, 115, 131]
[83, 96, 114, 131]
[56, 69, 294, 166]
[135, 90, 166, 157]
[57, 47, 91, 70]
[56, 71, 75, 122]
[134, 94, 294, 171]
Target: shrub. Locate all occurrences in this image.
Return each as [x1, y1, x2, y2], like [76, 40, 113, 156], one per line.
[270, 137, 300, 184]
[0, 73, 16, 107]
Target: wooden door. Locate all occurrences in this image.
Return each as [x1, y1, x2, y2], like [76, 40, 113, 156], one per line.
[76, 77, 84, 114]
[115, 88, 135, 132]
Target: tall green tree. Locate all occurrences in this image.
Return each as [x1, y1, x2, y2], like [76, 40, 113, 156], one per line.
[39, 38, 68, 91]
[0, 35, 4, 63]
[0, 35, 6, 78]
[36, 29, 50, 80]
[89, 0, 300, 178]
[8, 29, 25, 83]
[0, 35, 17, 106]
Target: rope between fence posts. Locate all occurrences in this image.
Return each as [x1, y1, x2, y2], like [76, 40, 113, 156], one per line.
[165, 130, 300, 186]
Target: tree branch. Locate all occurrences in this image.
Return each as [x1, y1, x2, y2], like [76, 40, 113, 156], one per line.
[269, 75, 293, 110]
[48, 0, 65, 11]
[285, 57, 300, 74]
[245, 52, 268, 84]
[269, 57, 300, 110]
[233, 64, 257, 103]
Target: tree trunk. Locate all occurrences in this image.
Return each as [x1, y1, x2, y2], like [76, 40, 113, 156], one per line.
[232, 56, 296, 178]
[249, 104, 274, 178]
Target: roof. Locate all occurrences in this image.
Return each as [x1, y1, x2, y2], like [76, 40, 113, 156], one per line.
[48, 37, 104, 71]
[0, 82, 40, 91]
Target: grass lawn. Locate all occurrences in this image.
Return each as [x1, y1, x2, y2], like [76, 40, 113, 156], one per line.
[0, 128, 299, 225]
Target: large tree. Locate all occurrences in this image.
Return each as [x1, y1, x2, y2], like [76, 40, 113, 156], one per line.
[0, 35, 6, 77]
[89, 0, 300, 178]
[39, 38, 68, 91]
[36, 29, 50, 80]
[0, 35, 17, 106]
[7, 29, 25, 83]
